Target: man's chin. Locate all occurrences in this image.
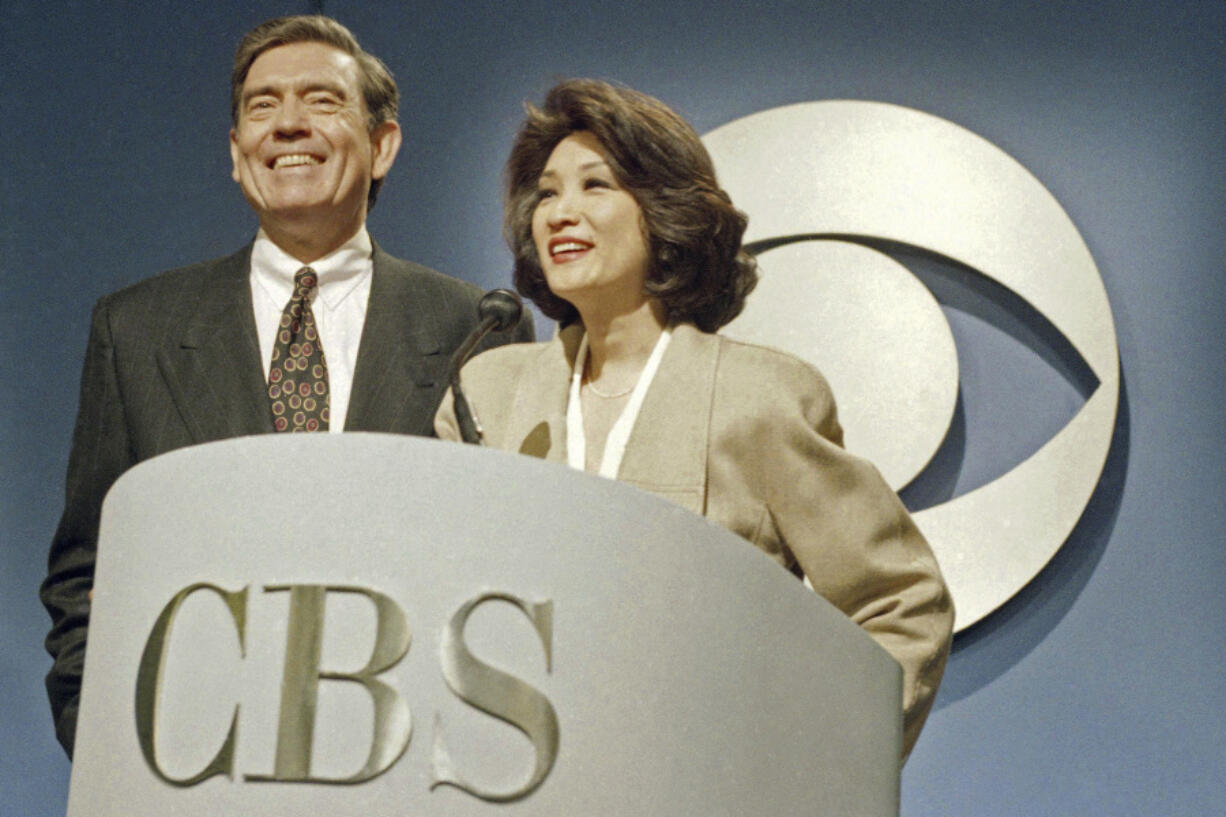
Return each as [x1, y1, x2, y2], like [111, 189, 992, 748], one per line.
[256, 203, 366, 259]
[259, 201, 354, 228]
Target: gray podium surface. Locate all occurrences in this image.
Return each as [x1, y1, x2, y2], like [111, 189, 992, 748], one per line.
[69, 434, 901, 816]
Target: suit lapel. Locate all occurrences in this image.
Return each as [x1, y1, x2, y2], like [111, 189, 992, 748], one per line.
[157, 246, 272, 443]
[616, 324, 718, 514]
[345, 245, 448, 433]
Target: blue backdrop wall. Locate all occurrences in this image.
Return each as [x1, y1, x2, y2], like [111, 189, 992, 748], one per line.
[3, 1, 1223, 815]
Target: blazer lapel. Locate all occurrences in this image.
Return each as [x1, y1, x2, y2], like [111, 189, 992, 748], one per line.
[616, 324, 718, 514]
[157, 246, 272, 443]
[498, 322, 718, 510]
[345, 245, 449, 433]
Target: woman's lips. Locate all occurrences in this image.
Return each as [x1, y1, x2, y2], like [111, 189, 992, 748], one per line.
[549, 238, 592, 262]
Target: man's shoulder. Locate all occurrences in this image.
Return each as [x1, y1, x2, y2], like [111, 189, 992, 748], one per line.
[370, 245, 535, 344]
[100, 246, 251, 312]
[371, 246, 484, 302]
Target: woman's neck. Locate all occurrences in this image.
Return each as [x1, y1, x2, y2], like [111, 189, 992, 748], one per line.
[579, 299, 667, 388]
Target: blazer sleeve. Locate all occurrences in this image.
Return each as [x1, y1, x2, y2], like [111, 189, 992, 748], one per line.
[432, 337, 541, 446]
[434, 384, 462, 442]
[40, 295, 135, 758]
[709, 350, 954, 761]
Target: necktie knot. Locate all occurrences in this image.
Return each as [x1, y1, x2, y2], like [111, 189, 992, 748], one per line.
[294, 267, 319, 299]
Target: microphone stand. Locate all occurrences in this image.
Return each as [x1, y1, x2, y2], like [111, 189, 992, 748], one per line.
[447, 289, 523, 445]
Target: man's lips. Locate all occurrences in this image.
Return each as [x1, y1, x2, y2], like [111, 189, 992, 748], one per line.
[548, 237, 592, 261]
[268, 153, 324, 170]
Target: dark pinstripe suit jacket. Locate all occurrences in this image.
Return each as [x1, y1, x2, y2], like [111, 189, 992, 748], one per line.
[39, 242, 532, 756]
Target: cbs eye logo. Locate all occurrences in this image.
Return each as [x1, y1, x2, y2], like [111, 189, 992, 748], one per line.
[704, 101, 1120, 631]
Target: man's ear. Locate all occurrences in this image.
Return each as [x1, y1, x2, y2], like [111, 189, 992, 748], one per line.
[370, 120, 402, 180]
[229, 129, 242, 184]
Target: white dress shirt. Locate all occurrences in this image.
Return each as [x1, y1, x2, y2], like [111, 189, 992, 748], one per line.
[249, 227, 373, 432]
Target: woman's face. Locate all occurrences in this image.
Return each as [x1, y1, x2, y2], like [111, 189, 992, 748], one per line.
[531, 132, 651, 315]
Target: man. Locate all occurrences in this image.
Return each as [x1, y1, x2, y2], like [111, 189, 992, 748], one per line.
[39, 15, 532, 757]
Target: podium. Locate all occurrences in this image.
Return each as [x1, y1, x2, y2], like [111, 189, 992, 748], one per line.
[68, 434, 901, 816]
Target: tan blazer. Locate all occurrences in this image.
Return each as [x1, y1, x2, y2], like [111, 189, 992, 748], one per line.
[437, 322, 953, 759]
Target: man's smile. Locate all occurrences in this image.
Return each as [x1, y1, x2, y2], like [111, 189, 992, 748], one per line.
[269, 153, 324, 169]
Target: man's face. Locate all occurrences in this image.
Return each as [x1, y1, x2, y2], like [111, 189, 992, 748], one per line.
[229, 41, 399, 234]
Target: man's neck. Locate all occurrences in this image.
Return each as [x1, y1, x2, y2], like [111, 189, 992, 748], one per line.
[259, 214, 367, 264]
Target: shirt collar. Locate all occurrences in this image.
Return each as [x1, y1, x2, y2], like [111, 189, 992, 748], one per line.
[250, 226, 373, 310]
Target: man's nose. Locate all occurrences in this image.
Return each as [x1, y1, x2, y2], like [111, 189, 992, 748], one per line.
[273, 98, 311, 138]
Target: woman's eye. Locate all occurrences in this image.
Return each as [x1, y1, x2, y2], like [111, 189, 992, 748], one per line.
[584, 177, 611, 190]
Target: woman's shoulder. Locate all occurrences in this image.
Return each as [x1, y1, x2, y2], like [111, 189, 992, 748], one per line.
[708, 332, 835, 399]
[460, 329, 575, 400]
[467, 336, 553, 367]
[463, 338, 553, 384]
[704, 331, 842, 441]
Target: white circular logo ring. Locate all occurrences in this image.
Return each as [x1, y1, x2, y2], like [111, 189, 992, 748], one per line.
[704, 101, 1120, 630]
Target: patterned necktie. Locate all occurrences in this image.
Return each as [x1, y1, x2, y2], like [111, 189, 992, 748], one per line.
[268, 267, 330, 432]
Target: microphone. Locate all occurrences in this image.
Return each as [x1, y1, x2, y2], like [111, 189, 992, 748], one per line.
[447, 289, 524, 445]
[477, 288, 523, 333]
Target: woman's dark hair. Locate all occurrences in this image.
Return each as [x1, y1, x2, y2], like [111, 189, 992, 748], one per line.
[505, 79, 757, 332]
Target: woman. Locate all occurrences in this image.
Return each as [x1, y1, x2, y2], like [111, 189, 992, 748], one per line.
[437, 79, 953, 759]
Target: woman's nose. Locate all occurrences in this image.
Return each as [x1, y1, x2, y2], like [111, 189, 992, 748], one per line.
[545, 189, 579, 227]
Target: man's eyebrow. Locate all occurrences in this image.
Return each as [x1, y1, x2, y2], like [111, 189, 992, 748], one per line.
[242, 81, 348, 105]
[298, 81, 348, 98]
[242, 84, 279, 105]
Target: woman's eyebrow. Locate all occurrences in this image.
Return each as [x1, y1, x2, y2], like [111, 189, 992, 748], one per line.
[539, 160, 609, 179]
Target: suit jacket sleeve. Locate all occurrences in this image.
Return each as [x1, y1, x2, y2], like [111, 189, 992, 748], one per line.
[708, 349, 953, 761]
[40, 295, 134, 757]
